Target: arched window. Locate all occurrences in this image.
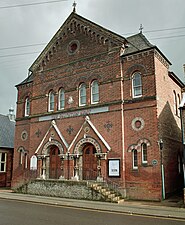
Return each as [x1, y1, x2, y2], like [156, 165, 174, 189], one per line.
[173, 91, 178, 115]
[79, 83, 86, 106]
[25, 97, 30, 116]
[58, 88, 65, 110]
[177, 94, 181, 117]
[48, 91, 55, 112]
[91, 80, 99, 104]
[132, 72, 142, 98]
[132, 149, 138, 169]
[142, 143, 147, 164]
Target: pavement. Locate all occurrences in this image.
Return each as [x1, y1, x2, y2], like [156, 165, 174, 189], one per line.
[0, 188, 185, 220]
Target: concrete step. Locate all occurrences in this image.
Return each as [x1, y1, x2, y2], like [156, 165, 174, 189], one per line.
[90, 182, 124, 204]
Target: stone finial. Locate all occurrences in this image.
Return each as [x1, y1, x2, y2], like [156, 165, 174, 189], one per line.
[139, 24, 144, 33]
[73, 1, 77, 13]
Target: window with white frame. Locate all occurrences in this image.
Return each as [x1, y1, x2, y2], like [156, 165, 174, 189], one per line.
[173, 91, 178, 115]
[48, 91, 55, 111]
[79, 83, 86, 106]
[177, 94, 181, 117]
[25, 97, 30, 116]
[132, 149, 138, 169]
[0, 152, 7, 172]
[142, 143, 147, 164]
[58, 88, 65, 110]
[91, 80, 99, 104]
[132, 72, 142, 98]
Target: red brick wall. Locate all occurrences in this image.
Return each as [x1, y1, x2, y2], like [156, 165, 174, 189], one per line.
[12, 17, 183, 200]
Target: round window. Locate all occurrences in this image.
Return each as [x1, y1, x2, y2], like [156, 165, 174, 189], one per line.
[131, 117, 145, 131]
[67, 40, 80, 55]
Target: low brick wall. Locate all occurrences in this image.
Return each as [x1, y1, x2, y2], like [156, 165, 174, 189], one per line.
[15, 179, 104, 201]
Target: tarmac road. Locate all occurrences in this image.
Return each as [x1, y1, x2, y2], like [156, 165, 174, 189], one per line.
[0, 198, 185, 225]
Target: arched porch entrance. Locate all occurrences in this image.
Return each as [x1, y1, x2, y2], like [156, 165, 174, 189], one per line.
[38, 140, 64, 179]
[82, 144, 97, 180]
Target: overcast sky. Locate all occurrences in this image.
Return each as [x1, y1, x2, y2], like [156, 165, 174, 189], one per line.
[0, 0, 185, 115]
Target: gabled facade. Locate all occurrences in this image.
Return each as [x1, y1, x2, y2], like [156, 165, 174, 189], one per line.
[0, 110, 15, 187]
[12, 10, 184, 200]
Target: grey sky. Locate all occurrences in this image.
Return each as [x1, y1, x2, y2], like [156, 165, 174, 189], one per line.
[0, 0, 185, 115]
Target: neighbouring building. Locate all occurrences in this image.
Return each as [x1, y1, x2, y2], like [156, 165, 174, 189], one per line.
[179, 64, 185, 203]
[12, 7, 184, 200]
[0, 109, 15, 187]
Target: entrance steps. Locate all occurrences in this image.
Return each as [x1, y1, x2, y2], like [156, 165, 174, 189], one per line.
[89, 183, 124, 204]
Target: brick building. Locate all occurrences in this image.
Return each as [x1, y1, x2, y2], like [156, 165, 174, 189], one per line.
[0, 109, 15, 187]
[12, 9, 184, 200]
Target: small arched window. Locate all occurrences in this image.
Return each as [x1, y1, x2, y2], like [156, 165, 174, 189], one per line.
[79, 83, 86, 106]
[132, 72, 142, 98]
[173, 91, 178, 115]
[142, 143, 147, 164]
[25, 97, 30, 116]
[58, 88, 65, 110]
[91, 80, 99, 104]
[48, 91, 55, 112]
[132, 149, 138, 170]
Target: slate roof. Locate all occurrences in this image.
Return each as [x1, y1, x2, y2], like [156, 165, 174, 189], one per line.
[0, 114, 15, 149]
[125, 32, 154, 54]
[16, 73, 34, 87]
[124, 32, 171, 65]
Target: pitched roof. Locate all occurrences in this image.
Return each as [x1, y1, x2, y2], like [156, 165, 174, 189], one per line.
[16, 73, 34, 87]
[0, 114, 15, 149]
[124, 32, 154, 54]
[123, 32, 171, 65]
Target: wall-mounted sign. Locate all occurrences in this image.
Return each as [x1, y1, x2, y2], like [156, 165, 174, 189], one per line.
[39, 106, 109, 122]
[108, 159, 120, 177]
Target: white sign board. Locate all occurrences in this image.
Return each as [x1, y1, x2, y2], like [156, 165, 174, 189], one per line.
[30, 155, 37, 170]
[108, 159, 120, 177]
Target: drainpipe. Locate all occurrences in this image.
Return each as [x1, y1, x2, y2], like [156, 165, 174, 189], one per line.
[120, 48, 126, 197]
[179, 92, 185, 187]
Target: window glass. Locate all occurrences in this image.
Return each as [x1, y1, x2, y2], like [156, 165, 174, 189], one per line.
[133, 149, 138, 169]
[49, 91, 55, 111]
[0, 153, 6, 172]
[59, 88, 65, 110]
[173, 91, 178, 115]
[25, 97, 30, 116]
[91, 80, 99, 104]
[132, 72, 142, 98]
[142, 143, 147, 163]
[79, 83, 86, 106]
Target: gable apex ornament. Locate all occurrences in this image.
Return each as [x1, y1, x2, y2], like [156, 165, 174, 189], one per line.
[73, 1, 77, 13]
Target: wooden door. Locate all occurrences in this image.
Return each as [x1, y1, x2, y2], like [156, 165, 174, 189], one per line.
[49, 146, 60, 179]
[83, 144, 97, 180]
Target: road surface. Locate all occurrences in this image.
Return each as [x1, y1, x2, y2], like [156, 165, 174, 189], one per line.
[0, 199, 184, 225]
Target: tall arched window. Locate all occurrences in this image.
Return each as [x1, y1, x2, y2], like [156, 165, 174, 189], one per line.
[177, 94, 181, 117]
[25, 97, 30, 116]
[132, 149, 138, 170]
[79, 83, 86, 106]
[48, 91, 55, 112]
[58, 88, 65, 110]
[91, 80, 99, 104]
[132, 72, 142, 98]
[173, 91, 178, 115]
[142, 143, 147, 164]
